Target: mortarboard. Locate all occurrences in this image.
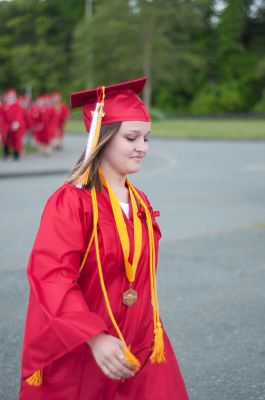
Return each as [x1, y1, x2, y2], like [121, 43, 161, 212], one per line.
[70, 77, 150, 132]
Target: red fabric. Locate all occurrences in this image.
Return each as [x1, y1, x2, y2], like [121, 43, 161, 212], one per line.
[23, 108, 32, 131]
[45, 105, 56, 143]
[49, 105, 61, 140]
[70, 77, 147, 108]
[56, 102, 70, 139]
[70, 77, 151, 132]
[19, 183, 189, 400]
[1, 101, 26, 152]
[59, 103, 70, 125]
[29, 104, 53, 145]
[0, 103, 4, 141]
[28, 104, 43, 142]
[49, 103, 70, 140]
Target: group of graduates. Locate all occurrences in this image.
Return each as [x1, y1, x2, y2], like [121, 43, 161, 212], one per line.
[0, 89, 70, 160]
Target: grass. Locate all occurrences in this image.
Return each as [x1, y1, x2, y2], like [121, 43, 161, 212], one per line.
[65, 118, 265, 140]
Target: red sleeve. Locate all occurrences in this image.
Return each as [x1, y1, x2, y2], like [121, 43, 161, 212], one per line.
[21, 184, 109, 378]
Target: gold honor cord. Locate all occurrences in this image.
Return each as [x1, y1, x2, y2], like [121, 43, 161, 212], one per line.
[126, 182, 166, 363]
[97, 169, 165, 363]
[91, 186, 141, 370]
[99, 169, 142, 284]
[79, 230, 95, 273]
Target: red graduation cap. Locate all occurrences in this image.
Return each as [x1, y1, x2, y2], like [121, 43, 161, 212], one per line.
[70, 77, 151, 132]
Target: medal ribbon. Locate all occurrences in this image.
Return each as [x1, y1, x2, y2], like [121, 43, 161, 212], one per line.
[126, 182, 165, 363]
[99, 168, 142, 283]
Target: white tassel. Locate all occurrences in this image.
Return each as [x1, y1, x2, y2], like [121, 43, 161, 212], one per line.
[84, 103, 101, 163]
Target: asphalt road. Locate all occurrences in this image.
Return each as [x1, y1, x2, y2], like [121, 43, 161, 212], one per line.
[0, 137, 265, 399]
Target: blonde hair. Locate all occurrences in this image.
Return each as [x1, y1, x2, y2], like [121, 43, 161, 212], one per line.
[65, 122, 122, 190]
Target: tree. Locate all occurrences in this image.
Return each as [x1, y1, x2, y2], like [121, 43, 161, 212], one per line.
[0, 0, 83, 97]
[191, 0, 265, 113]
[0, 0, 264, 113]
[71, 0, 210, 110]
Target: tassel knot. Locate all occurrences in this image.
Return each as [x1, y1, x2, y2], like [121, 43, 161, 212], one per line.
[124, 345, 141, 372]
[149, 322, 166, 364]
[26, 369, 43, 386]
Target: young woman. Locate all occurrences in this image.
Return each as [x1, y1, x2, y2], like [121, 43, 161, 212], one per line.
[19, 77, 189, 399]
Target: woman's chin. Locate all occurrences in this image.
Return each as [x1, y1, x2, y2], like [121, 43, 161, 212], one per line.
[126, 165, 141, 175]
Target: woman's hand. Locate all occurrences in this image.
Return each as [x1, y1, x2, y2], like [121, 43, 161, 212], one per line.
[87, 332, 137, 380]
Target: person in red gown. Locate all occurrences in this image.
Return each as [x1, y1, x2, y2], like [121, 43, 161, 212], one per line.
[0, 96, 4, 147]
[31, 95, 53, 156]
[1, 89, 26, 160]
[50, 92, 70, 150]
[19, 77, 189, 399]
[28, 99, 41, 144]
[18, 95, 32, 144]
[58, 98, 70, 145]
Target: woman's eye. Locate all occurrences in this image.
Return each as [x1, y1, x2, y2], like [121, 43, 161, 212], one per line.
[126, 136, 150, 143]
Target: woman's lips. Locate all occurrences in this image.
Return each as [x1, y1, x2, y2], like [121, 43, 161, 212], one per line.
[131, 157, 143, 162]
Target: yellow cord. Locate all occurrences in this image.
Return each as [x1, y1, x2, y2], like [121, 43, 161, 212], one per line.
[79, 231, 95, 273]
[127, 182, 166, 363]
[91, 187, 141, 370]
[90, 178, 165, 364]
[25, 369, 42, 387]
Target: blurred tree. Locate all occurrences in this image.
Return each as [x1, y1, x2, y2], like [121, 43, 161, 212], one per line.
[191, 0, 265, 113]
[70, 0, 95, 92]
[0, 0, 264, 113]
[71, 0, 211, 109]
[154, 0, 214, 112]
[0, 0, 83, 98]
[0, 1, 19, 90]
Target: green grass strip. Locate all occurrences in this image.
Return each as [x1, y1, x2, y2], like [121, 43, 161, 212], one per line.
[66, 118, 265, 140]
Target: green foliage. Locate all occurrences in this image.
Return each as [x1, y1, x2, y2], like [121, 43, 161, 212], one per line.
[190, 87, 219, 114]
[253, 89, 265, 112]
[149, 107, 167, 121]
[190, 81, 247, 113]
[0, 0, 83, 99]
[0, 0, 264, 114]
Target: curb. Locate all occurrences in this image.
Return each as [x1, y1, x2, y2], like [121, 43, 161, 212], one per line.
[0, 169, 69, 179]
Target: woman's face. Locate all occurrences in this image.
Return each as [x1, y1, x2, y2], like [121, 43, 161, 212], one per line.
[101, 120, 151, 176]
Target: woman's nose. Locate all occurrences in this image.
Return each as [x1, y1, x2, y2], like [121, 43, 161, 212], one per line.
[135, 138, 148, 152]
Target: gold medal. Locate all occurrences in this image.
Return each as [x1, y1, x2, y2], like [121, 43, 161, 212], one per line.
[123, 284, 138, 306]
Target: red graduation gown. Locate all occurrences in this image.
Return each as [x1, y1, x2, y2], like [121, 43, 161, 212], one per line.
[2, 100, 26, 152]
[58, 102, 70, 137]
[19, 183, 189, 400]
